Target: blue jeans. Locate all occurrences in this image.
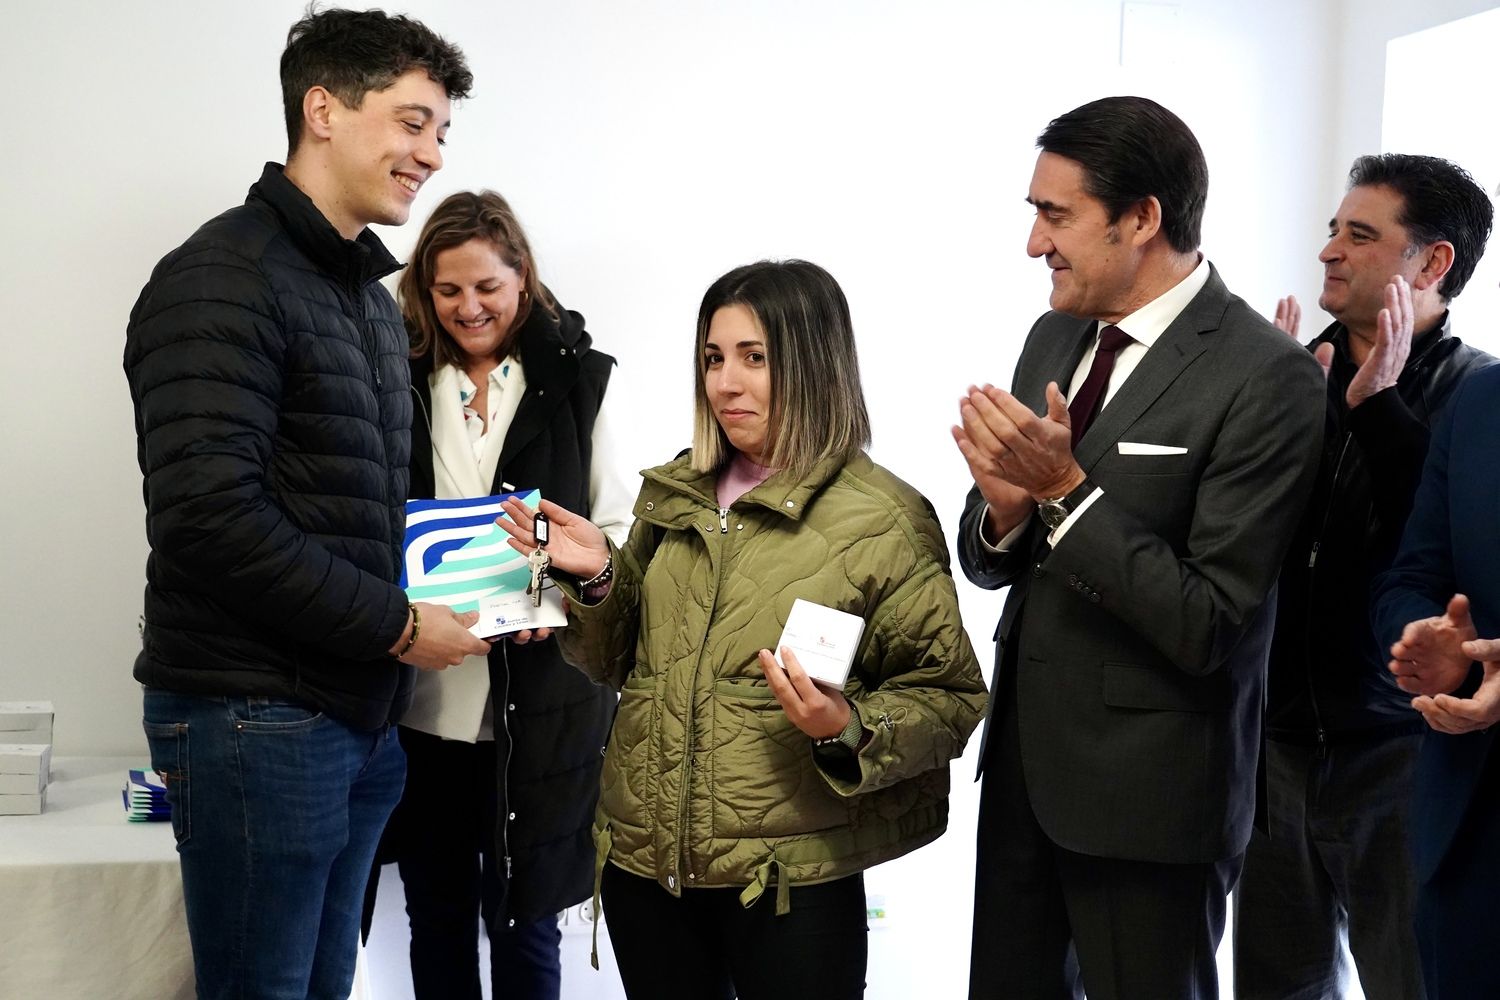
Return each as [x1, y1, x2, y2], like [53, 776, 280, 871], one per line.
[143, 688, 405, 1000]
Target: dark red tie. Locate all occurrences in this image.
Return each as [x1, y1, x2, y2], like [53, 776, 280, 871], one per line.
[1068, 325, 1133, 448]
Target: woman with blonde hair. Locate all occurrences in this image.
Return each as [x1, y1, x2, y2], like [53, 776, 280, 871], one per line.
[497, 259, 986, 999]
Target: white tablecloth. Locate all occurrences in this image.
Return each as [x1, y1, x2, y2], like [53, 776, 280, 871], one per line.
[0, 756, 193, 1000]
[0, 756, 378, 1000]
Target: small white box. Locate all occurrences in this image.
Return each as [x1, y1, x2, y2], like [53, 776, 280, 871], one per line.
[0, 724, 52, 744]
[771, 599, 866, 690]
[0, 786, 46, 815]
[0, 743, 51, 777]
[0, 702, 53, 744]
[0, 770, 45, 794]
[0, 701, 54, 730]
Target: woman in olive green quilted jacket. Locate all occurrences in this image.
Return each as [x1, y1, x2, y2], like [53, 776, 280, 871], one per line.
[496, 259, 986, 1000]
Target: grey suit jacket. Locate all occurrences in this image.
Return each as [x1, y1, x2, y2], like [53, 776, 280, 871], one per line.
[960, 265, 1324, 865]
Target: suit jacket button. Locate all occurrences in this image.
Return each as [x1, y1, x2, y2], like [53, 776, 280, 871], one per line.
[1089, 592, 1102, 604]
[1067, 574, 1078, 585]
[1032, 564, 1043, 578]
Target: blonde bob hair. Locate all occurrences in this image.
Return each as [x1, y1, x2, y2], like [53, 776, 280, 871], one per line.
[691, 260, 871, 478]
[400, 190, 554, 367]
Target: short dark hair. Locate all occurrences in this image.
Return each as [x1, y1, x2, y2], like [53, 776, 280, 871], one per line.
[692, 260, 871, 478]
[1037, 96, 1208, 254]
[280, 6, 473, 155]
[1346, 153, 1495, 301]
[401, 190, 554, 368]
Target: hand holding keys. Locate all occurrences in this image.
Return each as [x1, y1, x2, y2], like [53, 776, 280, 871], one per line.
[526, 511, 551, 607]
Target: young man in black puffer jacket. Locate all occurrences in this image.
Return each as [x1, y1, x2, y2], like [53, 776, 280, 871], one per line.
[123, 10, 484, 997]
[1236, 153, 1495, 1000]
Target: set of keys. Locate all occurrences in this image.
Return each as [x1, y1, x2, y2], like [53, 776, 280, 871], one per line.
[525, 511, 551, 607]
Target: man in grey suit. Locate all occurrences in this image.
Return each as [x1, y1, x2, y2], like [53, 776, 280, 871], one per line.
[954, 96, 1325, 999]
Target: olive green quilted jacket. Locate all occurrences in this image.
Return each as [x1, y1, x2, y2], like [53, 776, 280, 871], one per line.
[557, 450, 986, 909]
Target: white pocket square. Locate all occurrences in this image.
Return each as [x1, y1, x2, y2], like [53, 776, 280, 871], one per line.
[1117, 442, 1188, 455]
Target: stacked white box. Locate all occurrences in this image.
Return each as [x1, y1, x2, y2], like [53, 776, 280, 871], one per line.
[0, 701, 54, 744]
[0, 702, 54, 815]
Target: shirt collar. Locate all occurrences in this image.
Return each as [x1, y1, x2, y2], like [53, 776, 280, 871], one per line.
[453, 359, 517, 404]
[1098, 254, 1210, 348]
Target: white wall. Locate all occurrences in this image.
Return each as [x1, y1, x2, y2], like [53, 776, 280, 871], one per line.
[1328, 0, 1498, 198]
[3, 0, 1451, 997]
[1383, 6, 1500, 355]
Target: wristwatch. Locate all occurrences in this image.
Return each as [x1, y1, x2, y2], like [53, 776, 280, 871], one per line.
[813, 711, 865, 756]
[1037, 478, 1096, 532]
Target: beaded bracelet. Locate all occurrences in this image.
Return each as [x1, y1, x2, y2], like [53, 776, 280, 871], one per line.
[398, 602, 421, 657]
[577, 556, 614, 591]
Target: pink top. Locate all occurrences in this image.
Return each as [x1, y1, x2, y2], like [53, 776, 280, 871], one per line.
[582, 451, 776, 606]
[717, 451, 776, 507]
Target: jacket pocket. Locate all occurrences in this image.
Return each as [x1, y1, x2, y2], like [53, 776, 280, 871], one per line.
[143, 720, 191, 846]
[227, 697, 325, 731]
[599, 674, 657, 824]
[1101, 662, 1229, 713]
[709, 679, 850, 838]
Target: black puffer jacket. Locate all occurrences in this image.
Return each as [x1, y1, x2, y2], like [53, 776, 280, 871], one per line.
[1268, 316, 1492, 739]
[125, 163, 414, 730]
[407, 299, 618, 924]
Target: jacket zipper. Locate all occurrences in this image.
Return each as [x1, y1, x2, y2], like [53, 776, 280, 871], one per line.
[678, 506, 734, 890]
[346, 279, 396, 571]
[500, 642, 514, 880]
[346, 279, 383, 391]
[1298, 332, 1440, 750]
[1303, 431, 1352, 750]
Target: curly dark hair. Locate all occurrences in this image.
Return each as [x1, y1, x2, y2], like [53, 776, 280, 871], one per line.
[280, 6, 473, 155]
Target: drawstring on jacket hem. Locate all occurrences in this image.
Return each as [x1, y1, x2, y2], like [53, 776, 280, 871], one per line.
[738, 854, 791, 915]
[590, 825, 613, 970]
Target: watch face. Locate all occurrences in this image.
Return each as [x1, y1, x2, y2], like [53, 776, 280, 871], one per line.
[1038, 503, 1067, 531]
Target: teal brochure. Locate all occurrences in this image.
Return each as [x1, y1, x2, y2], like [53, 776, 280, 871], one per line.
[400, 490, 567, 638]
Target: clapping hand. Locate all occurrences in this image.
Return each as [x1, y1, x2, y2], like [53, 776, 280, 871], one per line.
[1273, 293, 1334, 376]
[1412, 636, 1500, 735]
[952, 382, 1083, 539]
[1390, 594, 1478, 698]
[1273, 294, 1302, 337]
[953, 384, 1035, 537]
[1345, 275, 1414, 408]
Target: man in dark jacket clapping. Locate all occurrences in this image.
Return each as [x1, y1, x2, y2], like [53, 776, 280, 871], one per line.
[1235, 153, 1494, 1000]
[123, 10, 486, 998]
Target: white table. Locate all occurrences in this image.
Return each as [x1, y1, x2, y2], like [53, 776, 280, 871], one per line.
[0, 756, 385, 1000]
[0, 756, 194, 1000]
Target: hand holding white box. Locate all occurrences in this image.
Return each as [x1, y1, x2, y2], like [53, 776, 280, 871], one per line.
[772, 599, 865, 690]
